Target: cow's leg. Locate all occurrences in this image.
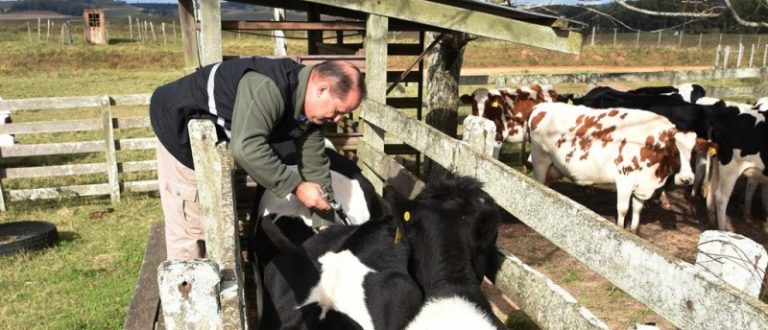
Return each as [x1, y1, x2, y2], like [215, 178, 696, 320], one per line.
[659, 190, 672, 210]
[615, 183, 633, 230]
[760, 184, 768, 233]
[691, 151, 708, 198]
[743, 178, 759, 222]
[629, 195, 646, 234]
[713, 166, 741, 231]
[530, 146, 552, 184]
[706, 161, 720, 225]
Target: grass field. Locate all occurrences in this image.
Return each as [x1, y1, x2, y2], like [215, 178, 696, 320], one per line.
[0, 18, 766, 329]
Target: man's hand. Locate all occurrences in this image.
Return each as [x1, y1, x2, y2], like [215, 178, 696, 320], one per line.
[294, 181, 331, 211]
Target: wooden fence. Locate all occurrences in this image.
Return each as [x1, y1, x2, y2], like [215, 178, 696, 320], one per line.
[0, 94, 157, 211]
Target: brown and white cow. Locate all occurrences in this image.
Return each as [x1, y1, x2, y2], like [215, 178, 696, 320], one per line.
[527, 103, 711, 233]
[460, 84, 558, 144]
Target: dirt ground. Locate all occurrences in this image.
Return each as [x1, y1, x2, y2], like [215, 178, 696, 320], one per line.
[495, 175, 768, 329]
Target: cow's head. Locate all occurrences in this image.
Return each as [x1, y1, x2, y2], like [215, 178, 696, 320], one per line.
[383, 175, 500, 285]
[461, 85, 558, 144]
[641, 130, 713, 186]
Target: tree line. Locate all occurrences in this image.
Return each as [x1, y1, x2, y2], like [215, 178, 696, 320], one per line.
[547, 0, 767, 33]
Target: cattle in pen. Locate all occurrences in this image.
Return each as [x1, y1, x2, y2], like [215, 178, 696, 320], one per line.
[251, 175, 503, 330]
[526, 103, 712, 233]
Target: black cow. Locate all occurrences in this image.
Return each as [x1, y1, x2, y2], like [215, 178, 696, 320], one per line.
[562, 85, 723, 139]
[629, 83, 707, 104]
[386, 175, 505, 330]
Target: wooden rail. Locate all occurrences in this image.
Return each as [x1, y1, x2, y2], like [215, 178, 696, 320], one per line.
[0, 94, 156, 211]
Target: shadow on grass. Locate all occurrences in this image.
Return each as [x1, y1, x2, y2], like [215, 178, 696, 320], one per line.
[108, 38, 139, 45]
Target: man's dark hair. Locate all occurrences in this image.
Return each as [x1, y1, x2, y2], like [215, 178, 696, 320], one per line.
[312, 60, 367, 101]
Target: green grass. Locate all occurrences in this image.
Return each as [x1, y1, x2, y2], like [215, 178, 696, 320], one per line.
[0, 194, 161, 330]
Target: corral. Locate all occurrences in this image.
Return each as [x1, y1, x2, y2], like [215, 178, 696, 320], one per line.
[1, 0, 768, 330]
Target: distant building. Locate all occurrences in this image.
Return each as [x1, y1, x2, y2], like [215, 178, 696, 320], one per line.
[83, 8, 108, 45]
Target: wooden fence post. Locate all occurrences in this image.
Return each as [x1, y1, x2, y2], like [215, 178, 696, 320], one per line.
[26, 22, 31, 42]
[273, 8, 288, 56]
[698, 33, 703, 49]
[101, 96, 120, 203]
[590, 26, 595, 46]
[172, 21, 176, 40]
[612, 28, 616, 46]
[462, 116, 500, 158]
[635, 30, 639, 47]
[737, 44, 744, 68]
[750, 44, 755, 68]
[715, 45, 722, 69]
[678, 30, 683, 48]
[718, 32, 723, 47]
[359, 14, 389, 195]
[188, 120, 247, 329]
[46, 19, 50, 42]
[696, 231, 768, 298]
[0, 141, 6, 211]
[150, 22, 157, 42]
[136, 17, 142, 42]
[157, 259, 222, 330]
[37, 17, 40, 41]
[162, 22, 166, 45]
[764, 44, 767, 68]
[724, 45, 731, 70]
[658, 30, 662, 46]
[129, 16, 133, 39]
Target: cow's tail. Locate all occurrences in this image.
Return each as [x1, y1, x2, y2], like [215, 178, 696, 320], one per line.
[705, 153, 719, 219]
[521, 114, 533, 173]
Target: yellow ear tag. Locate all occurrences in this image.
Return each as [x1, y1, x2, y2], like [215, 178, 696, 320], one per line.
[403, 211, 411, 222]
[394, 227, 403, 244]
[490, 100, 500, 108]
[707, 146, 717, 157]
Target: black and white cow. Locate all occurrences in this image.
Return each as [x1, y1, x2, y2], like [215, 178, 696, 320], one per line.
[706, 105, 768, 231]
[252, 175, 504, 330]
[387, 175, 504, 330]
[628, 83, 707, 104]
[253, 139, 383, 226]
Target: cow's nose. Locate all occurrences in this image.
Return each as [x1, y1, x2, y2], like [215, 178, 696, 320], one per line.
[676, 176, 693, 185]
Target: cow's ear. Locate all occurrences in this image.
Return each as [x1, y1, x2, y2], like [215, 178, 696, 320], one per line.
[459, 94, 473, 105]
[382, 185, 415, 218]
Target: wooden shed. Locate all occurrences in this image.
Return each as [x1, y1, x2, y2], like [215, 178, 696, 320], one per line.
[83, 8, 108, 45]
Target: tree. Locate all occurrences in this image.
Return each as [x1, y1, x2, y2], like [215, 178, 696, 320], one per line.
[423, 31, 474, 181]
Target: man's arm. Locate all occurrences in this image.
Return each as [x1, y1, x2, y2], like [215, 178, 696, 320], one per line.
[230, 73, 302, 198]
[298, 128, 333, 199]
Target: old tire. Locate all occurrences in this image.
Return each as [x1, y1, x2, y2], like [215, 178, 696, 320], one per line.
[0, 221, 58, 256]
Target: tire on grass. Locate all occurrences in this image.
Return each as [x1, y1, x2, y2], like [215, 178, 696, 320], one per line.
[0, 221, 58, 256]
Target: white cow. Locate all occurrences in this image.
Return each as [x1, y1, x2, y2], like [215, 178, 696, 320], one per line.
[527, 103, 707, 233]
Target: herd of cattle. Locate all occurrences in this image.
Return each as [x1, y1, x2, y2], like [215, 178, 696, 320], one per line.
[461, 83, 768, 234]
[242, 82, 767, 329]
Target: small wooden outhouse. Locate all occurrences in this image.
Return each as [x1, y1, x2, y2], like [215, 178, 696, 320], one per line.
[83, 8, 108, 45]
